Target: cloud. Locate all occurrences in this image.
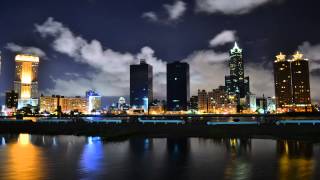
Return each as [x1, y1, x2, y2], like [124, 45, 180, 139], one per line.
[164, 1, 187, 20]
[142, 1, 187, 23]
[209, 30, 237, 47]
[35, 17, 167, 98]
[184, 50, 229, 92]
[298, 41, 320, 101]
[5, 43, 46, 57]
[195, 0, 276, 15]
[299, 41, 320, 71]
[36, 17, 320, 103]
[142, 12, 158, 22]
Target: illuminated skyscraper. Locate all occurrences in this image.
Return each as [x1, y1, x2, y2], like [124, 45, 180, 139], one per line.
[273, 52, 311, 111]
[167, 61, 190, 111]
[274, 52, 292, 108]
[225, 42, 250, 100]
[130, 60, 153, 110]
[13, 54, 40, 108]
[291, 52, 311, 107]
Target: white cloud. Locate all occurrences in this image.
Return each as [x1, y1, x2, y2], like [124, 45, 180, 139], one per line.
[35, 17, 167, 98]
[36, 17, 320, 103]
[298, 41, 320, 101]
[209, 30, 237, 47]
[183, 50, 229, 93]
[142, 12, 158, 22]
[5, 43, 46, 57]
[299, 41, 320, 71]
[164, 1, 187, 20]
[142, 1, 187, 23]
[195, 0, 275, 15]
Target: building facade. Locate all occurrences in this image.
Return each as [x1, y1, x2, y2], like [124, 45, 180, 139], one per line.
[198, 89, 208, 113]
[86, 90, 102, 113]
[5, 90, 19, 109]
[40, 95, 87, 114]
[130, 60, 153, 112]
[273, 52, 311, 112]
[274, 52, 293, 109]
[13, 54, 40, 109]
[225, 43, 250, 101]
[167, 61, 190, 111]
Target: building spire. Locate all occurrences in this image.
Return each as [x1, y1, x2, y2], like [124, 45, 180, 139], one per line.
[275, 52, 286, 62]
[292, 51, 304, 61]
[230, 41, 242, 54]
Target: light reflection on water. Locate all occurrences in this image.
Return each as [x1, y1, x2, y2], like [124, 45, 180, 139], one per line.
[0, 134, 318, 180]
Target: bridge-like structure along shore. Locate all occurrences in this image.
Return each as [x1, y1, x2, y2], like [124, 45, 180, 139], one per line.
[1, 116, 320, 140]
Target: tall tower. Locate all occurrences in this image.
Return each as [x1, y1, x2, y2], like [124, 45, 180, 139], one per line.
[130, 59, 153, 111]
[225, 42, 250, 100]
[14, 54, 40, 109]
[274, 52, 292, 109]
[291, 51, 311, 106]
[167, 61, 190, 111]
[273, 52, 311, 112]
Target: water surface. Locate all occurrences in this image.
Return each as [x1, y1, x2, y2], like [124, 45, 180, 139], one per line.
[0, 134, 319, 180]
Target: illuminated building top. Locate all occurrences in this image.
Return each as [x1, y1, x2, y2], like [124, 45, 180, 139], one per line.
[275, 52, 286, 62]
[292, 51, 305, 61]
[230, 42, 242, 54]
[15, 54, 40, 62]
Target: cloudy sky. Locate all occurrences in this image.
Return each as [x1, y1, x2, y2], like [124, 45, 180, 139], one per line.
[0, 0, 320, 105]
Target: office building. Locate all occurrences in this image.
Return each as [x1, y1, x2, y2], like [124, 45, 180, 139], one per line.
[225, 42, 250, 101]
[86, 90, 102, 113]
[130, 60, 153, 112]
[273, 52, 311, 112]
[40, 95, 87, 114]
[5, 90, 19, 109]
[13, 54, 40, 109]
[291, 52, 311, 107]
[189, 96, 198, 111]
[273, 52, 293, 109]
[167, 61, 190, 111]
[198, 89, 208, 113]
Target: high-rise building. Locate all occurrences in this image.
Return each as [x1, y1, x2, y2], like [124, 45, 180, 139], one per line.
[274, 52, 292, 109]
[130, 60, 153, 111]
[189, 96, 198, 111]
[225, 42, 250, 100]
[13, 54, 40, 109]
[167, 61, 190, 111]
[291, 52, 311, 106]
[86, 90, 102, 113]
[273, 52, 311, 112]
[5, 90, 18, 109]
[198, 89, 208, 113]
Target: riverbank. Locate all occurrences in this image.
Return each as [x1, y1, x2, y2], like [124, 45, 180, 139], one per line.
[1, 120, 320, 140]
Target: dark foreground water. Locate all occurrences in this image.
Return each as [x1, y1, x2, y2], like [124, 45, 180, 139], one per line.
[0, 134, 319, 180]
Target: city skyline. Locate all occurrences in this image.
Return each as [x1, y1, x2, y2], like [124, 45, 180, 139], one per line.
[0, 0, 320, 105]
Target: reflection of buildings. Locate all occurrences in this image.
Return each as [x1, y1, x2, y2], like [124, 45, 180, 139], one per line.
[13, 54, 40, 109]
[130, 60, 153, 112]
[274, 52, 311, 112]
[4, 134, 47, 180]
[167, 61, 190, 111]
[223, 138, 252, 180]
[277, 140, 314, 180]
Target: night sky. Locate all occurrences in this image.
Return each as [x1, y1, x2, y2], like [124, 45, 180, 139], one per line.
[0, 0, 320, 106]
